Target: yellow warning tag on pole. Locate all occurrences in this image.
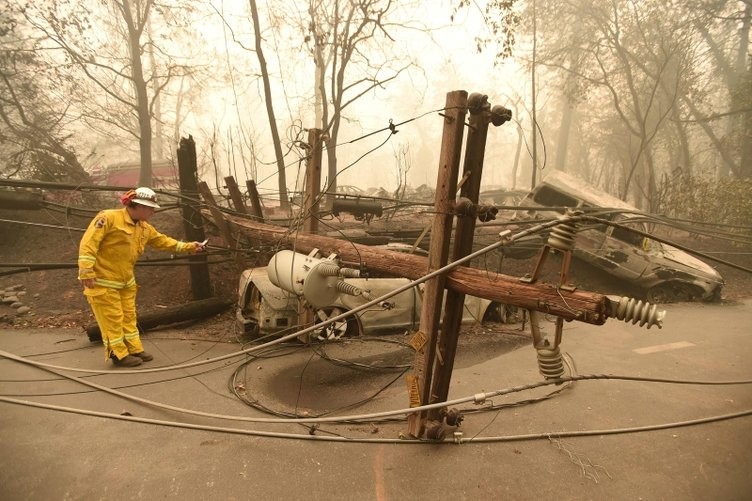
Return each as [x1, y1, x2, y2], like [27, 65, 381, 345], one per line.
[406, 374, 421, 408]
[409, 330, 427, 351]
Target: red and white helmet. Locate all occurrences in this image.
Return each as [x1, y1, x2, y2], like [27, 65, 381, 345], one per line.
[132, 187, 160, 208]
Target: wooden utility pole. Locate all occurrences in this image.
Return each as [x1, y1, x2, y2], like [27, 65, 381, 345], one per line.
[299, 128, 324, 333]
[224, 176, 248, 214]
[245, 180, 265, 222]
[427, 95, 510, 417]
[406, 90, 468, 437]
[176, 136, 211, 300]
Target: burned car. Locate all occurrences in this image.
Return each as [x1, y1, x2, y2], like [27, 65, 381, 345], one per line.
[236, 248, 499, 340]
[500, 170, 724, 303]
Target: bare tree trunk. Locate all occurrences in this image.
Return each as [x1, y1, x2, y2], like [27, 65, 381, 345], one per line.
[740, 62, 752, 178]
[122, 0, 153, 187]
[249, 0, 289, 209]
[511, 123, 523, 189]
[673, 111, 692, 176]
[683, 96, 740, 177]
[555, 99, 574, 172]
[735, 2, 752, 178]
[645, 149, 657, 211]
[148, 17, 163, 161]
[693, 6, 750, 179]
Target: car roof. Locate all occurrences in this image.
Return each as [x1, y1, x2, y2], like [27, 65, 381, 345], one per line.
[534, 170, 636, 212]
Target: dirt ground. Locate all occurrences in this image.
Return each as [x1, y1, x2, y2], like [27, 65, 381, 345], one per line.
[1, 203, 750, 338]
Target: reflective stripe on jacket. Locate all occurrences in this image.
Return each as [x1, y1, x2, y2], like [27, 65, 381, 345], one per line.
[78, 208, 196, 288]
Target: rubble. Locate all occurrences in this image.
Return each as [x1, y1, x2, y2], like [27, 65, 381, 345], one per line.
[1, 286, 29, 316]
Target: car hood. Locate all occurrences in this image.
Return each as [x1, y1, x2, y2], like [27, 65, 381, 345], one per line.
[656, 244, 723, 283]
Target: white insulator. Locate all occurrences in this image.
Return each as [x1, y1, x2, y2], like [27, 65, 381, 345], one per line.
[536, 346, 565, 379]
[336, 282, 375, 301]
[547, 217, 578, 251]
[338, 267, 361, 278]
[316, 263, 342, 277]
[609, 296, 665, 330]
[317, 263, 360, 278]
[336, 281, 362, 297]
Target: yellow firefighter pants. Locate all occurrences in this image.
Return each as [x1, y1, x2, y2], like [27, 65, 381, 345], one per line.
[85, 285, 143, 361]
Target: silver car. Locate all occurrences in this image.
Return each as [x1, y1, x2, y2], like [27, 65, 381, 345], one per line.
[236, 266, 499, 340]
[500, 170, 724, 303]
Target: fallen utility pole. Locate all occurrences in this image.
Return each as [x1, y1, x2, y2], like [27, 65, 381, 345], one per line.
[222, 213, 609, 325]
[217, 179, 663, 441]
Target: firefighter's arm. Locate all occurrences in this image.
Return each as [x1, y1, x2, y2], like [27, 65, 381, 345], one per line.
[146, 226, 207, 254]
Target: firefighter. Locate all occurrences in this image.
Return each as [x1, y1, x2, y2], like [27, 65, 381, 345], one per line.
[78, 187, 206, 367]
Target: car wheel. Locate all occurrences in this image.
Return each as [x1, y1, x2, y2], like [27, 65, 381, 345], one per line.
[312, 307, 359, 340]
[483, 302, 522, 324]
[646, 283, 694, 304]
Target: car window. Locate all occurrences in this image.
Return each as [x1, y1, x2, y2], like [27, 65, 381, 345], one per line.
[611, 225, 644, 246]
[250, 286, 262, 309]
[532, 185, 579, 208]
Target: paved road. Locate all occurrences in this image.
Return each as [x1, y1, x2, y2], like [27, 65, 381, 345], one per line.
[1, 299, 751, 500]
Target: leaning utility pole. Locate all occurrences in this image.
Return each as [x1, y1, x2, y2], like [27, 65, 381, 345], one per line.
[406, 90, 467, 436]
[427, 94, 512, 422]
[300, 128, 324, 331]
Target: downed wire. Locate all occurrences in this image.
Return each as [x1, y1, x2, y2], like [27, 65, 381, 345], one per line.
[0, 256, 236, 277]
[1, 371, 751, 444]
[3, 347, 751, 427]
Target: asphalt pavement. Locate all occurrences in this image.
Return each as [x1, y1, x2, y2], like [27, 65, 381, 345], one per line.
[1, 299, 751, 500]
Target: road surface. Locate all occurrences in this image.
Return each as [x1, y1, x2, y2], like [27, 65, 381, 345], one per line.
[1, 300, 751, 500]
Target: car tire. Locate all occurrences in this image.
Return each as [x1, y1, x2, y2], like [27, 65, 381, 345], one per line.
[483, 302, 522, 324]
[646, 283, 695, 304]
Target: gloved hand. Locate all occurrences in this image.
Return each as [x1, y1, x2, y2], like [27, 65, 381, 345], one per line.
[192, 240, 208, 253]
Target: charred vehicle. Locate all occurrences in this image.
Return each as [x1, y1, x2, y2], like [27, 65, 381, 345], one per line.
[502, 170, 724, 303]
[236, 247, 499, 340]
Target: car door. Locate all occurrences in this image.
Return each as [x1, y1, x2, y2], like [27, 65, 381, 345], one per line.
[336, 278, 420, 335]
[594, 216, 651, 281]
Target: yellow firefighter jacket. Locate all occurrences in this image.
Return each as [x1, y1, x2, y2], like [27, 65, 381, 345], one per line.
[78, 208, 197, 289]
